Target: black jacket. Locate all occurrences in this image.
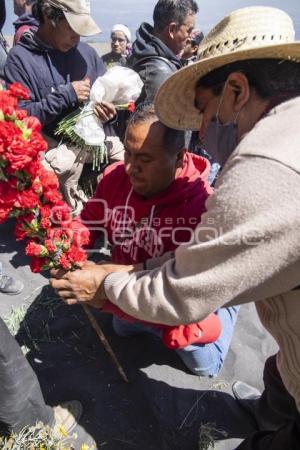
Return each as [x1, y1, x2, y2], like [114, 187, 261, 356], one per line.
[129, 22, 182, 104]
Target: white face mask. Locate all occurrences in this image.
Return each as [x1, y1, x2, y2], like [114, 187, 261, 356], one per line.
[203, 84, 240, 167]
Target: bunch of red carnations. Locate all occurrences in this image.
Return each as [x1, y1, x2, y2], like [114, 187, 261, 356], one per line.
[0, 82, 89, 273]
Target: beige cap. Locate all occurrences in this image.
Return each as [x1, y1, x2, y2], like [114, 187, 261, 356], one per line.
[48, 0, 101, 36]
[155, 7, 300, 131]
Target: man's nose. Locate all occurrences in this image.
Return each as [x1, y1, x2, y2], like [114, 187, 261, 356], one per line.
[125, 161, 138, 176]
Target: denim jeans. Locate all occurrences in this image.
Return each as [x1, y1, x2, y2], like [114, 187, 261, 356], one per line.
[0, 317, 53, 433]
[112, 306, 239, 376]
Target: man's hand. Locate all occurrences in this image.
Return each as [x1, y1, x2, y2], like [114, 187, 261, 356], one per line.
[50, 262, 135, 308]
[72, 78, 91, 103]
[94, 101, 117, 122]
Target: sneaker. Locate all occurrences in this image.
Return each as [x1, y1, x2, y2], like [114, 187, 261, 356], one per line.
[0, 274, 24, 295]
[232, 381, 287, 432]
[52, 400, 82, 437]
[232, 381, 261, 402]
[52, 400, 96, 448]
[232, 381, 261, 428]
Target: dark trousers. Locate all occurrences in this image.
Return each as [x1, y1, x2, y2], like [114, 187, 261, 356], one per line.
[0, 317, 53, 433]
[236, 355, 300, 449]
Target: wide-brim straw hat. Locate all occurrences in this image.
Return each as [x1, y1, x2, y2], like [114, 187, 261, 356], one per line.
[155, 6, 300, 131]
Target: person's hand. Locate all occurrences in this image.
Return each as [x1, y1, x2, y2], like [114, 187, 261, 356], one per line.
[50, 262, 135, 308]
[94, 101, 117, 122]
[72, 78, 91, 103]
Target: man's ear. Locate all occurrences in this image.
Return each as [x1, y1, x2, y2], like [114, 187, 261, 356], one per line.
[175, 149, 186, 168]
[168, 22, 178, 39]
[227, 72, 250, 112]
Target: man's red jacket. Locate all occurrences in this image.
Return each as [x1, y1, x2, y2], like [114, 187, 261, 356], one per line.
[81, 152, 221, 349]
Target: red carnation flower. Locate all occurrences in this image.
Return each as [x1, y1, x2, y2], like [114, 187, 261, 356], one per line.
[67, 245, 87, 264]
[59, 253, 72, 270]
[26, 241, 46, 257]
[0, 181, 17, 206]
[3, 105, 15, 117]
[24, 159, 41, 178]
[37, 167, 59, 190]
[32, 177, 43, 195]
[0, 91, 18, 112]
[15, 221, 28, 241]
[128, 102, 135, 113]
[69, 220, 90, 246]
[28, 131, 47, 153]
[43, 188, 62, 205]
[44, 239, 57, 253]
[6, 135, 33, 170]
[0, 205, 12, 223]
[16, 189, 40, 210]
[9, 83, 30, 100]
[15, 214, 37, 241]
[30, 256, 48, 273]
[23, 116, 42, 133]
[6, 152, 32, 171]
[51, 203, 72, 225]
[39, 205, 52, 229]
[0, 121, 21, 148]
[15, 109, 28, 120]
[46, 227, 71, 247]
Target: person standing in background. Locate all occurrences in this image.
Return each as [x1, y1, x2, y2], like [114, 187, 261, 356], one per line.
[102, 24, 131, 69]
[181, 29, 203, 65]
[129, 0, 198, 104]
[13, 0, 39, 45]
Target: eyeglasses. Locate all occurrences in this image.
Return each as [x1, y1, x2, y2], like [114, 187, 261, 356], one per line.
[111, 37, 126, 43]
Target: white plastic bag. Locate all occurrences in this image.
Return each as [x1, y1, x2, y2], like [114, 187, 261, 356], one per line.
[73, 103, 105, 146]
[73, 67, 143, 145]
[90, 66, 143, 104]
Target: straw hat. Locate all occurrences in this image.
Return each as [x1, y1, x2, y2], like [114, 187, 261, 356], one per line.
[155, 6, 300, 131]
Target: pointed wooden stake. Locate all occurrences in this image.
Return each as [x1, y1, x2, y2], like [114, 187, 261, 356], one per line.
[82, 305, 129, 383]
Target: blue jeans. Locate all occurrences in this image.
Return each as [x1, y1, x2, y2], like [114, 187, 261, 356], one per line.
[112, 306, 239, 376]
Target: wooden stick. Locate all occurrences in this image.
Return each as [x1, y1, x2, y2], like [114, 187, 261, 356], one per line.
[82, 305, 129, 383]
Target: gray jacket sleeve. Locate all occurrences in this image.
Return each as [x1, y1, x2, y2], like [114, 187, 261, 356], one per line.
[104, 155, 300, 325]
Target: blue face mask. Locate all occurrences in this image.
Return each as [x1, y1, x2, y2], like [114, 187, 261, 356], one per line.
[203, 117, 238, 167]
[203, 85, 240, 167]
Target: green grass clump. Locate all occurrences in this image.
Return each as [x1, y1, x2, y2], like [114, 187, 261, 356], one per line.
[199, 423, 228, 450]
